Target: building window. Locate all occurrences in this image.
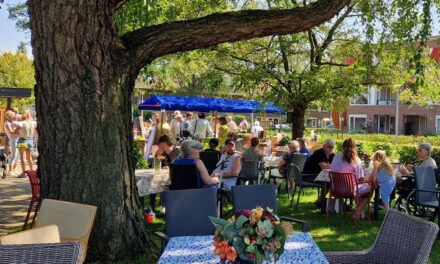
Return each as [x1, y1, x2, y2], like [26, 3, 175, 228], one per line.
[306, 118, 317, 128]
[436, 116, 440, 134]
[349, 115, 368, 133]
[351, 88, 369, 105]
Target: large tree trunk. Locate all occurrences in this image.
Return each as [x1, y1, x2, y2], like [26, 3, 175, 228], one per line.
[291, 107, 306, 139]
[28, 1, 151, 261]
[27, 0, 349, 261]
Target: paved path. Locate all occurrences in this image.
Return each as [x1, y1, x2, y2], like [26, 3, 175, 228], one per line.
[0, 175, 31, 235]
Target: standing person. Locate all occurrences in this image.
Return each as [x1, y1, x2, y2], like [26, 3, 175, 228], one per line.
[251, 121, 263, 138]
[3, 110, 19, 177]
[190, 113, 213, 142]
[15, 110, 37, 177]
[303, 138, 336, 174]
[171, 114, 183, 142]
[211, 139, 241, 190]
[370, 150, 396, 214]
[181, 112, 193, 136]
[169, 110, 181, 140]
[331, 138, 372, 220]
[226, 116, 238, 133]
[217, 116, 230, 147]
[239, 118, 249, 133]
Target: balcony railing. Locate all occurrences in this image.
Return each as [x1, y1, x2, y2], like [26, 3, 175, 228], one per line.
[376, 100, 396, 106]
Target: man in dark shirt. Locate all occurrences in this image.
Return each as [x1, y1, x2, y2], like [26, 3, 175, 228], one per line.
[303, 138, 336, 174]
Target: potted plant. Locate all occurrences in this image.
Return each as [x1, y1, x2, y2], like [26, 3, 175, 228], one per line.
[209, 207, 291, 264]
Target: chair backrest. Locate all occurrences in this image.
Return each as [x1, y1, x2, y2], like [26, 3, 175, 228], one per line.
[414, 166, 438, 204]
[231, 184, 277, 214]
[0, 242, 83, 264]
[435, 168, 440, 184]
[370, 209, 438, 264]
[34, 199, 97, 263]
[328, 172, 356, 199]
[164, 188, 217, 237]
[169, 161, 202, 190]
[26, 170, 41, 199]
[289, 153, 308, 172]
[288, 164, 302, 185]
[275, 151, 287, 157]
[199, 151, 220, 174]
[238, 160, 259, 182]
[0, 225, 60, 245]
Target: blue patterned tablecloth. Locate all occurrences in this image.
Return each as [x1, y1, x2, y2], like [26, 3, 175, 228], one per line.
[157, 232, 328, 264]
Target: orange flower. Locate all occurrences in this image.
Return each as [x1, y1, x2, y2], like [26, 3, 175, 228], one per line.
[225, 245, 238, 262]
[214, 241, 228, 259]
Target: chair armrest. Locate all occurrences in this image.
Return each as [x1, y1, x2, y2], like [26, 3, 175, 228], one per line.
[412, 189, 440, 194]
[279, 216, 308, 232]
[154, 231, 170, 254]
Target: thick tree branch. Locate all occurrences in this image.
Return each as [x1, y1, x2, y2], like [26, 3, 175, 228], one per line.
[319, 4, 354, 54]
[123, 0, 350, 66]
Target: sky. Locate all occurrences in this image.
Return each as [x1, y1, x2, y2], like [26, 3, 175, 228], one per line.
[0, 0, 28, 54]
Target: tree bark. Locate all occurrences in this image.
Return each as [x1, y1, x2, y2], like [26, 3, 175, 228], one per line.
[291, 107, 306, 139]
[28, 1, 151, 261]
[27, 0, 350, 261]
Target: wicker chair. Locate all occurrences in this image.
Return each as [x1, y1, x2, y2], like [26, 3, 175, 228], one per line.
[0, 242, 83, 264]
[324, 209, 439, 264]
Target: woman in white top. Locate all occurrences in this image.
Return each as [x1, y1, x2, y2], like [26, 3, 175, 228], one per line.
[4, 110, 19, 176]
[15, 110, 37, 176]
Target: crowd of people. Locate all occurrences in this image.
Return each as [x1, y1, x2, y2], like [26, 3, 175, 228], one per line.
[3, 109, 38, 178]
[137, 110, 439, 220]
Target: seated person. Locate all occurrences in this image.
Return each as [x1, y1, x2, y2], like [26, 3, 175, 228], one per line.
[155, 135, 180, 168]
[204, 138, 222, 157]
[278, 140, 301, 176]
[297, 138, 311, 162]
[331, 138, 372, 220]
[303, 138, 336, 174]
[177, 140, 219, 187]
[401, 142, 437, 175]
[226, 132, 243, 153]
[242, 137, 263, 163]
[211, 139, 241, 190]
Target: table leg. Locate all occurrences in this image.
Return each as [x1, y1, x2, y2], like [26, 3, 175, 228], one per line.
[373, 187, 379, 220]
[320, 182, 327, 214]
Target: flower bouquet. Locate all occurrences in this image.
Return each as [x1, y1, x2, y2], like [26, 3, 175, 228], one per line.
[363, 153, 371, 168]
[209, 207, 291, 264]
[154, 155, 165, 171]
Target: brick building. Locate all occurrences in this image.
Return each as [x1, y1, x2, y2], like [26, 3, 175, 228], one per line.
[308, 37, 440, 135]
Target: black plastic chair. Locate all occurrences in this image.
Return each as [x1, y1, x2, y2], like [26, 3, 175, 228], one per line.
[155, 188, 218, 252]
[169, 162, 202, 190]
[231, 184, 308, 232]
[199, 151, 221, 175]
[289, 164, 322, 209]
[269, 153, 308, 197]
[237, 160, 260, 185]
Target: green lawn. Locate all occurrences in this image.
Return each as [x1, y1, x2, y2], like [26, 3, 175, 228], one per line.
[145, 188, 439, 263]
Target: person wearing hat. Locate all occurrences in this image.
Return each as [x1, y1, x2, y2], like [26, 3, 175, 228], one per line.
[211, 139, 241, 190]
[176, 140, 220, 186]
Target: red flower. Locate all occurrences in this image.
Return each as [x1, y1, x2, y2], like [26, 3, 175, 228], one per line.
[214, 241, 229, 259]
[225, 245, 238, 262]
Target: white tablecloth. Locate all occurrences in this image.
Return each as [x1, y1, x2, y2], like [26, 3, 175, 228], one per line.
[314, 168, 373, 182]
[263, 156, 282, 177]
[135, 169, 170, 197]
[157, 232, 328, 264]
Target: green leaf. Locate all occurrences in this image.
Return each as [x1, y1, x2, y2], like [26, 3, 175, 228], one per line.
[208, 216, 229, 230]
[246, 244, 255, 253]
[235, 215, 248, 229]
[222, 223, 237, 241]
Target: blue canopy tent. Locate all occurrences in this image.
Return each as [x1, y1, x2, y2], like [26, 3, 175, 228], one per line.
[138, 95, 283, 113]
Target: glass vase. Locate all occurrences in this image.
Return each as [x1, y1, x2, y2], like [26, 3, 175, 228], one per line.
[154, 159, 162, 171]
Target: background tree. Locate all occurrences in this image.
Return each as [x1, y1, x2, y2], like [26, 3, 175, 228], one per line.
[0, 50, 35, 109]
